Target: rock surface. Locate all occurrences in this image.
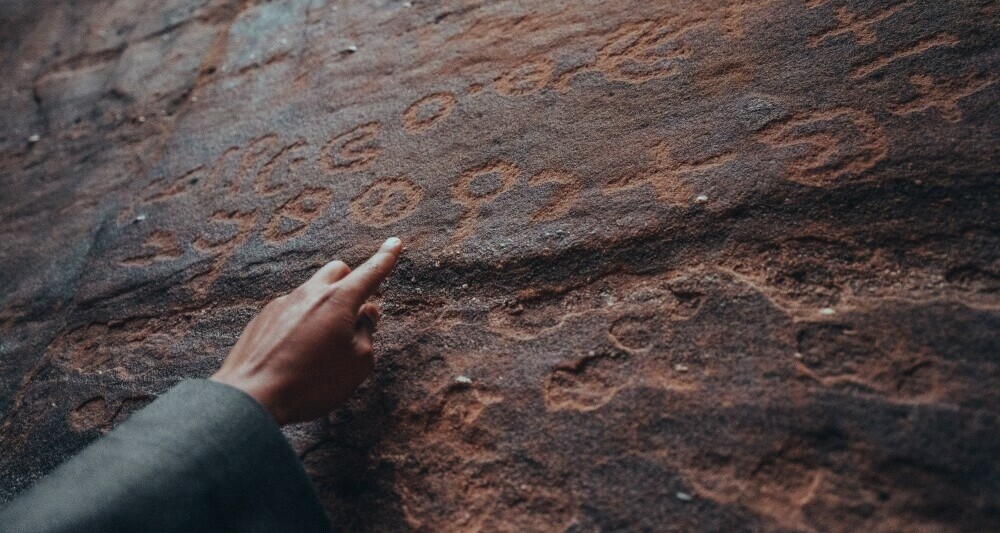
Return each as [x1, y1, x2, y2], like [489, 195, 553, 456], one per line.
[1, 0, 998, 530]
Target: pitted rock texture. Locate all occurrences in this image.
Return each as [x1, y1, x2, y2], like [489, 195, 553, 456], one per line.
[1, 0, 999, 531]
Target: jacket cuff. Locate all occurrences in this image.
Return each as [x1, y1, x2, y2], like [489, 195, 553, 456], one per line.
[156, 379, 331, 532]
[1, 378, 331, 533]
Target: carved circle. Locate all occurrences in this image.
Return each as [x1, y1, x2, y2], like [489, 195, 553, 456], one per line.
[350, 176, 424, 227]
[608, 315, 656, 351]
[403, 92, 457, 132]
[454, 161, 520, 203]
[494, 58, 554, 96]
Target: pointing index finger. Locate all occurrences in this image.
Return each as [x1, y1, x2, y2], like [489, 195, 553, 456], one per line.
[339, 237, 402, 307]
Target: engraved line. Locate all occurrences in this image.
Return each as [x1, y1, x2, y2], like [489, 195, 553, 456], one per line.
[850, 33, 959, 79]
[809, 1, 912, 47]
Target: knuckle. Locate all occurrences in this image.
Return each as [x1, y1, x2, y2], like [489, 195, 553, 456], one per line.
[323, 284, 343, 299]
[321, 285, 351, 308]
[326, 260, 349, 276]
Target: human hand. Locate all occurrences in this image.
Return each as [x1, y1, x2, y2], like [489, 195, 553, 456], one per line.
[211, 237, 402, 425]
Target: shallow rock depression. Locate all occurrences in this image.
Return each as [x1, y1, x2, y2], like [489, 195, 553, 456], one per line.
[1, 0, 998, 531]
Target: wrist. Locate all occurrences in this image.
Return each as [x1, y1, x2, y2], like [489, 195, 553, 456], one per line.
[209, 373, 288, 425]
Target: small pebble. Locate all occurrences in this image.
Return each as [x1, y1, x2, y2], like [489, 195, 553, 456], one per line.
[676, 491, 693, 501]
[819, 307, 836, 316]
[191, 96, 198, 102]
[793, 352, 803, 359]
[455, 375, 472, 384]
[138, 115, 146, 123]
[403, 1, 413, 6]
[461, 283, 468, 290]
[28, 134, 40, 143]
[674, 364, 689, 372]
[695, 194, 709, 203]
[344, 44, 358, 53]
[134, 214, 147, 222]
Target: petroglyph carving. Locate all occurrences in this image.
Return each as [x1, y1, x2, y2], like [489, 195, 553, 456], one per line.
[892, 73, 995, 123]
[719, 0, 771, 38]
[487, 299, 580, 342]
[349, 176, 424, 227]
[124, 136, 298, 226]
[850, 33, 958, 79]
[720, 5, 745, 38]
[494, 57, 554, 96]
[69, 395, 153, 433]
[258, 190, 330, 244]
[683, 439, 829, 532]
[51, 318, 170, 374]
[235, 135, 279, 194]
[604, 142, 734, 205]
[796, 323, 879, 380]
[264, 188, 333, 243]
[550, 17, 700, 90]
[68, 396, 113, 432]
[544, 353, 629, 412]
[528, 169, 582, 221]
[497, 12, 743, 94]
[141, 166, 205, 203]
[193, 210, 257, 253]
[322, 122, 381, 171]
[201, 146, 242, 192]
[795, 323, 940, 397]
[593, 17, 698, 84]
[758, 108, 887, 186]
[440, 385, 504, 429]
[255, 140, 308, 196]
[451, 160, 521, 244]
[403, 92, 457, 132]
[608, 314, 656, 352]
[138, 134, 303, 209]
[810, 2, 912, 47]
[191, 210, 258, 292]
[120, 230, 183, 266]
[592, 19, 661, 82]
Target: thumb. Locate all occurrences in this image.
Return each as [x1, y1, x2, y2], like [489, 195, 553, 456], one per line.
[354, 303, 381, 353]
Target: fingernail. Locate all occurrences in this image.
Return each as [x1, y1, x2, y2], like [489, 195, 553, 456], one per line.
[383, 236, 401, 250]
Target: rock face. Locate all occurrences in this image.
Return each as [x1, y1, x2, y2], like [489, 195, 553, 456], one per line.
[1, 0, 998, 530]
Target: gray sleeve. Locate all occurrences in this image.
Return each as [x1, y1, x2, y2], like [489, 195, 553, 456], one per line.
[0, 379, 331, 533]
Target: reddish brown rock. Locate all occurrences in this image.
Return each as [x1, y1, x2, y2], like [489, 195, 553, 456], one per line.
[1, 0, 998, 530]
